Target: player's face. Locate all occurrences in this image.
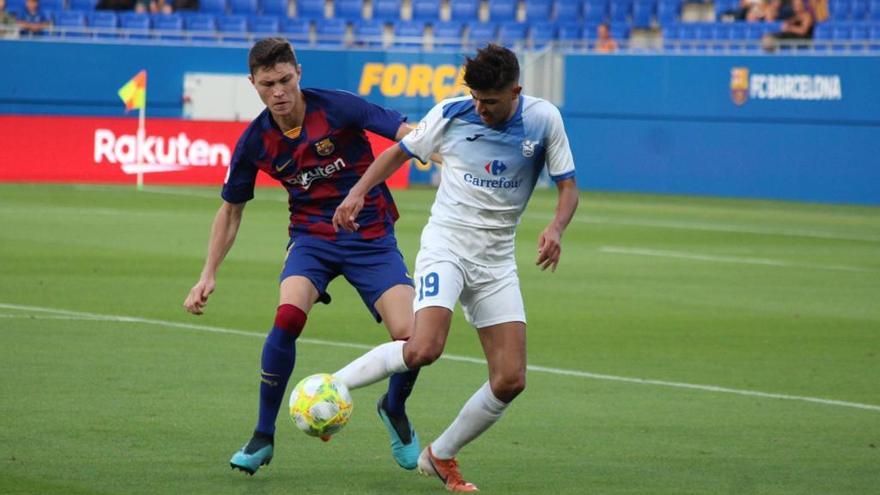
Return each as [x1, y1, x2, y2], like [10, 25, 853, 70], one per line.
[250, 63, 302, 117]
[470, 84, 522, 127]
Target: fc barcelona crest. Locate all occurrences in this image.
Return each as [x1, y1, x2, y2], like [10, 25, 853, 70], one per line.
[730, 67, 749, 106]
[314, 137, 335, 156]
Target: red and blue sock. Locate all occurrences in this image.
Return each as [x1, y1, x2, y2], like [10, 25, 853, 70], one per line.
[255, 304, 306, 437]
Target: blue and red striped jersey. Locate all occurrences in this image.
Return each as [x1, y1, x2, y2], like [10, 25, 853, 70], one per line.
[222, 88, 407, 241]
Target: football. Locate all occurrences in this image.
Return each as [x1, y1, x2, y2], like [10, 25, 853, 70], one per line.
[289, 373, 353, 439]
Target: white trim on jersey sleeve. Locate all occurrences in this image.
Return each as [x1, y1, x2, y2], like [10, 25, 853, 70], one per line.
[399, 102, 447, 163]
[543, 103, 576, 181]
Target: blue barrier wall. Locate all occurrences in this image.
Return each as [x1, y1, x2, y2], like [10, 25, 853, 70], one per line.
[563, 55, 880, 204]
[2, 40, 878, 204]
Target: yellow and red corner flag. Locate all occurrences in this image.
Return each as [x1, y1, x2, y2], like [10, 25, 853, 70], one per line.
[118, 70, 147, 111]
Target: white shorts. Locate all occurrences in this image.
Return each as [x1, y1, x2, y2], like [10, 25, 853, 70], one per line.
[412, 222, 525, 328]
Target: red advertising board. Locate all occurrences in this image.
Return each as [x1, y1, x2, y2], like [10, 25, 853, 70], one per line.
[0, 115, 409, 188]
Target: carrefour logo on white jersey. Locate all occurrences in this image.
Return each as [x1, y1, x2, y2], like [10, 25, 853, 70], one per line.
[463, 172, 521, 189]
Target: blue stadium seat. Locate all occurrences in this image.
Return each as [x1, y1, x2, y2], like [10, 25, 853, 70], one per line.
[261, 0, 289, 17]
[582, 0, 607, 23]
[608, 0, 632, 23]
[468, 21, 498, 46]
[314, 17, 346, 46]
[229, 0, 257, 15]
[199, 0, 227, 14]
[218, 14, 247, 41]
[281, 17, 310, 42]
[870, 24, 880, 50]
[70, 0, 97, 11]
[372, 0, 401, 21]
[89, 10, 118, 38]
[119, 12, 151, 39]
[450, 0, 480, 22]
[554, 0, 582, 22]
[610, 22, 629, 40]
[54, 11, 87, 38]
[297, 0, 325, 19]
[498, 21, 528, 46]
[39, 0, 64, 12]
[656, 0, 679, 25]
[433, 21, 464, 49]
[557, 20, 582, 46]
[871, 0, 880, 19]
[488, 0, 517, 22]
[250, 15, 280, 33]
[850, 23, 869, 50]
[411, 0, 440, 21]
[631, 0, 653, 28]
[154, 14, 185, 41]
[393, 20, 425, 48]
[352, 19, 384, 48]
[831, 23, 852, 50]
[186, 14, 217, 42]
[335, 0, 363, 20]
[662, 24, 678, 49]
[830, 0, 851, 20]
[530, 21, 557, 48]
[524, 0, 553, 22]
[812, 22, 832, 51]
[851, 0, 868, 18]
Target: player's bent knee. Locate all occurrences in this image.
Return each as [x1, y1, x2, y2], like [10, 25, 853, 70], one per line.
[404, 343, 442, 368]
[491, 375, 526, 403]
[275, 304, 307, 337]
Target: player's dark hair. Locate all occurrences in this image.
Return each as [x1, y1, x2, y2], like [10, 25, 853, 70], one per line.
[248, 37, 298, 75]
[463, 44, 520, 92]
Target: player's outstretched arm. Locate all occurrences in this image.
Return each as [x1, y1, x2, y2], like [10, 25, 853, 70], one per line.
[332, 143, 411, 232]
[536, 178, 579, 272]
[183, 201, 246, 315]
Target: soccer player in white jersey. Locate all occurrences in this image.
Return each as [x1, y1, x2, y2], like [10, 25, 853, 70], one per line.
[331, 44, 579, 492]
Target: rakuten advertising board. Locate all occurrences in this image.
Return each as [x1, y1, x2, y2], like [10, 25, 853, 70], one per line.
[0, 115, 408, 188]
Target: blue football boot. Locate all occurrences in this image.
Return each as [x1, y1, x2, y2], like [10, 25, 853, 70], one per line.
[376, 394, 420, 470]
[230, 432, 274, 475]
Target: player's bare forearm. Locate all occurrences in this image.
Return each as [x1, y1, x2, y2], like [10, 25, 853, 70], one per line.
[200, 201, 245, 279]
[184, 201, 245, 314]
[536, 178, 579, 272]
[350, 144, 411, 197]
[550, 178, 579, 234]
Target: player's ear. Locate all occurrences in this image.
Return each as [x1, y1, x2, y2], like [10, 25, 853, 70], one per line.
[248, 74, 255, 86]
[511, 85, 523, 97]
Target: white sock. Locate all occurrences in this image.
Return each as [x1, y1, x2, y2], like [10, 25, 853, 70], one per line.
[333, 340, 408, 390]
[431, 381, 508, 459]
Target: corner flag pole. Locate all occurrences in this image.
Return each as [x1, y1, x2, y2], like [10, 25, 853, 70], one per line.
[136, 103, 145, 191]
[117, 70, 148, 191]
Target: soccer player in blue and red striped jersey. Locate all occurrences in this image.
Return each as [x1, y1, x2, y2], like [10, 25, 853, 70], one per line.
[183, 38, 420, 475]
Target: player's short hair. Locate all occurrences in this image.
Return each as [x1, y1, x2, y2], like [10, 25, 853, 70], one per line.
[463, 44, 520, 92]
[248, 37, 298, 75]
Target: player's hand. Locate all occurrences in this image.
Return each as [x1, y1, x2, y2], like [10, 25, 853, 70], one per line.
[536, 225, 563, 272]
[183, 278, 215, 315]
[332, 193, 365, 232]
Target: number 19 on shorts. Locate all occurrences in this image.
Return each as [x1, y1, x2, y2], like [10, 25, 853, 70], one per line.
[418, 272, 439, 301]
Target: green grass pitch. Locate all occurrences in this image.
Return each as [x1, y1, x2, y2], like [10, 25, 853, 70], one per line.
[1, 183, 878, 494]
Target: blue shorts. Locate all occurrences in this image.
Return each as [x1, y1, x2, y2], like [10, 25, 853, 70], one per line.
[280, 235, 413, 322]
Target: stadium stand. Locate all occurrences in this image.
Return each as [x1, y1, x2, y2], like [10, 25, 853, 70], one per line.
[8, 0, 880, 53]
[371, 0, 401, 21]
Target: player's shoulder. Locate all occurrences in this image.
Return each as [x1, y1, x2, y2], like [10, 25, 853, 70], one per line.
[436, 95, 475, 120]
[521, 95, 562, 121]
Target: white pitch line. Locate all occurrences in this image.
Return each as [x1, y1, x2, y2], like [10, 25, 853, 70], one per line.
[2, 302, 878, 413]
[600, 246, 877, 273]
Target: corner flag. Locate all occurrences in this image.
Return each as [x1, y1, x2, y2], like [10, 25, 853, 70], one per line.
[118, 70, 147, 111]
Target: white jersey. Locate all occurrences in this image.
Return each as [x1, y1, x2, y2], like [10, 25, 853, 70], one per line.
[400, 94, 576, 231]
